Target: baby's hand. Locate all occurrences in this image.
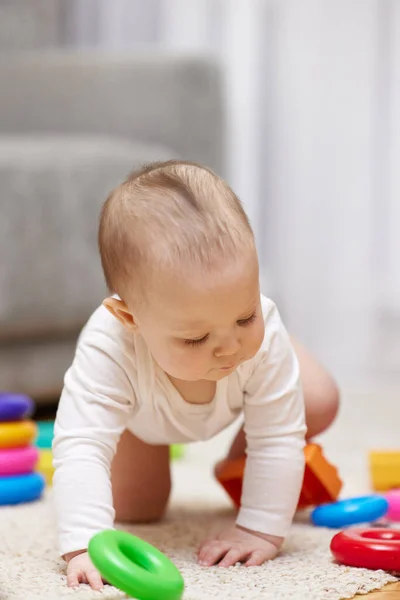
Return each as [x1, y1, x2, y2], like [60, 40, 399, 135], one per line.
[65, 550, 104, 590]
[197, 525, 282, 568]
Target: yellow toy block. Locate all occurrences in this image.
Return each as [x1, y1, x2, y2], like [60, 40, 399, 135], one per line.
[37, 449, 54, 486]
[369, 450, 400, 491]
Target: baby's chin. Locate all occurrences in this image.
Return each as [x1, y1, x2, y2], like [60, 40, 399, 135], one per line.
[203, 367, 238, 381]
[169, 369, 236, 382]
[208, 373, 231, 382]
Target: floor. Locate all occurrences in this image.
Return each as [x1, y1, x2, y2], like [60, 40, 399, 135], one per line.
[360, 583, 400, 598]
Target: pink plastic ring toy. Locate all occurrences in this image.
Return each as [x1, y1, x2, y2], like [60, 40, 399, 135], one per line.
[0, 446, 39, 476]
[385, 489, 400, 521]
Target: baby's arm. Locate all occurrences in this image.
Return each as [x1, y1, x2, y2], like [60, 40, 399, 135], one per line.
[53, 320, 135, 585]
[199, 300, 306, 567]
[238, 303, 306, 539]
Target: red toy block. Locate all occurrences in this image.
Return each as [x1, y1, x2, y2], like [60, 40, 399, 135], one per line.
[215, 443, 342, 509]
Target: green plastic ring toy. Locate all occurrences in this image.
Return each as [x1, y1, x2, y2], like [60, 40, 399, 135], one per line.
[88, 530, 184, 600]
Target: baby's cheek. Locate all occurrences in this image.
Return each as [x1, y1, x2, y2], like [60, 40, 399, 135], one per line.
[163, 347, 182, 370]
[150, 343, 179, 372]
[175, 349, 198, 371]
[175, 348, 209, 377]
[165, 346, 195, 373]
[153, 341, 209, 379]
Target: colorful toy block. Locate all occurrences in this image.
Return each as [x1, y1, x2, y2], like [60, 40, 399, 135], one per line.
[298, 443, 342, 508]
[34, 421, 55, 485]
[170, 444, 185, 460]
[369, 451, 400, 491]
[215, 443, 342, 509]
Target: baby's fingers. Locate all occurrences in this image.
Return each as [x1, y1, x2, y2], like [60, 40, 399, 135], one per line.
[198, 541, 231, 566]
[67, 566, 103, 590]
[197, 537, 214, 556]
[219, 547, 249, 568]
[86, 567, 104, 591]
[66, 568, 83, 588]
[245, 549, 272, 567]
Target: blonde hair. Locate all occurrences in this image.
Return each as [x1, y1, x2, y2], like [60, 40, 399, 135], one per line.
[98, 160, 255, 304]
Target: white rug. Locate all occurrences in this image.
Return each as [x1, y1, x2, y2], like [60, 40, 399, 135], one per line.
[0, 469, 397, 600]
[1, 389, 400, 600]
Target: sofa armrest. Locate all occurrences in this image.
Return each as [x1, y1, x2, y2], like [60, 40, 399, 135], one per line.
[0, 51, 225, 175]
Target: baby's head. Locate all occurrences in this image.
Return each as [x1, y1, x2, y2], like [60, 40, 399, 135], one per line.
[99, 160, 265, 382]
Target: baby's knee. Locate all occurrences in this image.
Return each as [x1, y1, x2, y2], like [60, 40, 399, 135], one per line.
[304, 374, 340, 439]
[114, 483, 171, 524]
[322, 377, 340, 424]
[116, 506, 168, 525]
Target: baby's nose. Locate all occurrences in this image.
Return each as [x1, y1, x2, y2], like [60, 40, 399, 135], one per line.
[214, 336, 241, 357]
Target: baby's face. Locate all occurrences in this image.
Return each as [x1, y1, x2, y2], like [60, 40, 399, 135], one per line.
[134, 253, 264, 382]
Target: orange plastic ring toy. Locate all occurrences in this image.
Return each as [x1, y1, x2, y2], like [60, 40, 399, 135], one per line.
[331, 528, 400, 571]
[0, 421, 37, 449]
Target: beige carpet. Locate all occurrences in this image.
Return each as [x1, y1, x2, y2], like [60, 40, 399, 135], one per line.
[0, 471, 398, 600]
[2, 389, 400, 600]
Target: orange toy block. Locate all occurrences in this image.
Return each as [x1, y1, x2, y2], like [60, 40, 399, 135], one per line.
[215, 443, 342, 509]
[298, 443, 342, 508]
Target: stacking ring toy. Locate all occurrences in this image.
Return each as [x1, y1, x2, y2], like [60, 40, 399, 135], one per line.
[0, 446, 39, 476]
[0, 472, 45, 506]
[0, 393, 34, 421]
[0, 421, 37, 448]
[311, 495, 388, 528]
[331, 528, 400, 571]
[384, 489, 400, 522]
[88, 530, 184, 600]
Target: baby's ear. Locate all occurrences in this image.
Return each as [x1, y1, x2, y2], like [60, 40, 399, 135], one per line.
[103, 297, 137, 332]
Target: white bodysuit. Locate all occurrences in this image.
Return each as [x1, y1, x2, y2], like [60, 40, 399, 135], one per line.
[53, 294, 306, 556]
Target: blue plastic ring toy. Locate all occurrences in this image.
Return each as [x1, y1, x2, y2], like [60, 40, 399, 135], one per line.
[0, 393, 34, 422]
[311, 495, 389, 528]
[0, 472, 45, 506]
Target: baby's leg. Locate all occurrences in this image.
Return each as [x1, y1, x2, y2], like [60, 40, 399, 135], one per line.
[225, 336, 340, 461]
[111, 430, 171, 523]
[290, 336, 339, 439]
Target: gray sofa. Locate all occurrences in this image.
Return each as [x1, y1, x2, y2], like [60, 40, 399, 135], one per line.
[0, 52, 224, 402]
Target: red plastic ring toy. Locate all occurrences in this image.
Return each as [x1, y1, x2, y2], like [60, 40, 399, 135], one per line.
[331, 528, 400, 571]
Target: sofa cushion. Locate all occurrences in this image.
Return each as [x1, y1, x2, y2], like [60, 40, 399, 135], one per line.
[0, 134, 174, 340]
[0, 0, 63, 52]
[0, 337, 77, 401]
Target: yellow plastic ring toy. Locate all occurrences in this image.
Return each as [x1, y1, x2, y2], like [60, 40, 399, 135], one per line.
[0, 421, 37, 448]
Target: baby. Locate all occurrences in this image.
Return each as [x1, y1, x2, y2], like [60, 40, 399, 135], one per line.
[53, 160, 339, 590]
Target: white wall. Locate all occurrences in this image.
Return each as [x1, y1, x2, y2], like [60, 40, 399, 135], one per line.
[369, 0, 400, 379]
[262, 0, 378, 380]
[67, 0, 400, 387]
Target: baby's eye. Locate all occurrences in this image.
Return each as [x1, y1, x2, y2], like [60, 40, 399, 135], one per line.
[237, 312, 257, 326]
[184, 334, 209, 347]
